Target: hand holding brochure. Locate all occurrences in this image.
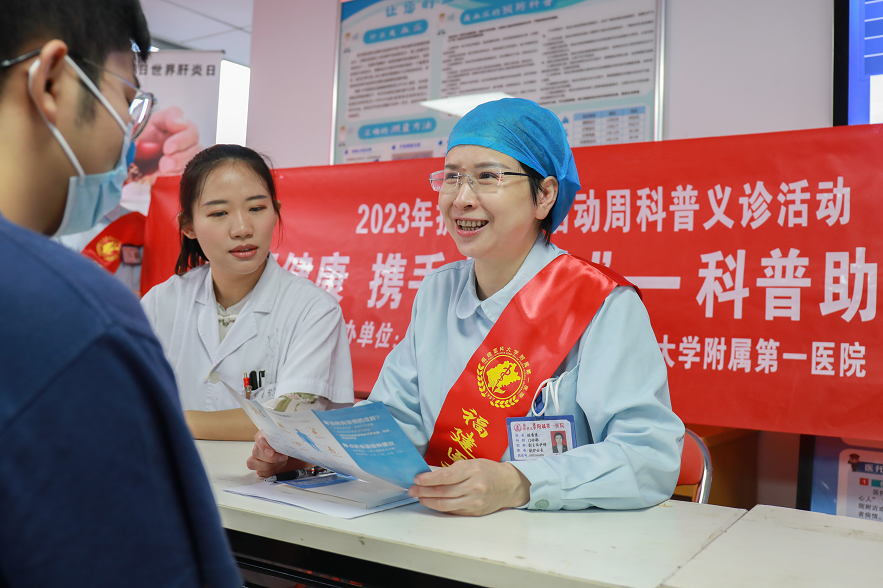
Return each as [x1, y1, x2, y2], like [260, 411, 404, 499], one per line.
[224, 383, 431, 507]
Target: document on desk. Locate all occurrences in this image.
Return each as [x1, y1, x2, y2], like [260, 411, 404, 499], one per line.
[224, 383, 430, 510]
[224, 480, 418, 519]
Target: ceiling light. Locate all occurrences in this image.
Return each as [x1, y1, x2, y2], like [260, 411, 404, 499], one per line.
[420, 92, 514, 118]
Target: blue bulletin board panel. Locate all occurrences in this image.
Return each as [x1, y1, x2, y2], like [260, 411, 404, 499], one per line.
[333, 0, 665, 164]
[834, 0, 883, 125]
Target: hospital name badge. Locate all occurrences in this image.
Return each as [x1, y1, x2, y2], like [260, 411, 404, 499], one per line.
[507, 415, 577, 461]
[476, 346, 531, 409]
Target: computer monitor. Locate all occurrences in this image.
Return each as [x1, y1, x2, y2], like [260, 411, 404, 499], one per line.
[833, 0, 883, 125]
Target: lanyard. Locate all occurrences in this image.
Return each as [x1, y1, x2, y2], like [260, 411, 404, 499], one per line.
[530, 375, 564, 418]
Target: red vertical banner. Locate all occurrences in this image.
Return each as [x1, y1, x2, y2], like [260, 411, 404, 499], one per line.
[142, 125, 883, 439]
[141, 175, 182, 291]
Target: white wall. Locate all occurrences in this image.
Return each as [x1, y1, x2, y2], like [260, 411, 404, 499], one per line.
[247, 0, 339, 168]
[662, 0, 833, 140]
[871, 75, 883, 123]
[247, 0, 834, 166]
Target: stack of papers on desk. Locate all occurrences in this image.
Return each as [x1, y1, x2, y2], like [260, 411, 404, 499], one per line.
[224, 479, 417, 519]
[276, 473, 410, 509]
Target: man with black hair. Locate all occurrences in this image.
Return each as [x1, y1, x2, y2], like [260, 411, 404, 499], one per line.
[0, 1, 240, 586]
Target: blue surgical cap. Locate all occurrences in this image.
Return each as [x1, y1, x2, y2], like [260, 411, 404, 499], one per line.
[446, 98, 579, 232]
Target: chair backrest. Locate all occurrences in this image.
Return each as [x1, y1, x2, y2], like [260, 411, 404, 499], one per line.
[677, 429, 713, 504]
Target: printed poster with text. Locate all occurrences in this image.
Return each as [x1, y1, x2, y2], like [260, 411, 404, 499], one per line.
[130, 50, 222, 198]
[144, 124, 882, 441]
[811, 437, 883, 523]
[335, 0, 663, 164]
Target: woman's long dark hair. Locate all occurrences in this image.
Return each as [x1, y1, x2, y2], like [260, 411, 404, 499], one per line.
[175, 144, 282, 275]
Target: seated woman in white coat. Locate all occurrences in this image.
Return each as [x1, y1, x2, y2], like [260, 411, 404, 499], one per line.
[248, 99, 683, 514]
[141, 145, 354, 440]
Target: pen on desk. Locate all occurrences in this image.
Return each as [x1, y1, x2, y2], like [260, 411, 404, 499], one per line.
[265, 467, 330, 483]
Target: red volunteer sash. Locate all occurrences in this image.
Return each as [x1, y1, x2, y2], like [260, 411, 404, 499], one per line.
[82, 212, 146, 273]
[424, 254, 638, 467]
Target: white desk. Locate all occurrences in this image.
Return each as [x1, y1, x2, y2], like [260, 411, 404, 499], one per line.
[663, 504, 883, 588]
[198, 440, 744, 588]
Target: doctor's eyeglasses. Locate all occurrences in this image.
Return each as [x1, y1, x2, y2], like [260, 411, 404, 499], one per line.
[92, 61, 155, 140]
[429, 169, 531, 194]
[1, 49, 155, 140]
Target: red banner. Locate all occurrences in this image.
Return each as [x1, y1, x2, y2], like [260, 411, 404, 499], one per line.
[142, 175, 183, 292]
[142, 124, 883, 440]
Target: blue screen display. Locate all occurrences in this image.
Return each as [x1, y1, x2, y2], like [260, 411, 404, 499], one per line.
[847, 0, 883, 124]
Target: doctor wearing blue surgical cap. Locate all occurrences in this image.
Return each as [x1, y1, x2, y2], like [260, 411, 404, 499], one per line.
[248, 98, 684, 516]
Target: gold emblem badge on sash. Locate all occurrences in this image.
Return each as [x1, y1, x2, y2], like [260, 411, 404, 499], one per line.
[95, 235, 122, 264]
[477, 347, 531, 409]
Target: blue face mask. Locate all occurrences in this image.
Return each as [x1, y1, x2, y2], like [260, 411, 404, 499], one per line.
[28, 56, 135, 237]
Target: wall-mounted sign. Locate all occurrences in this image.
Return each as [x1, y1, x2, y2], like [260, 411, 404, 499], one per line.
[333, 0, 665, 164]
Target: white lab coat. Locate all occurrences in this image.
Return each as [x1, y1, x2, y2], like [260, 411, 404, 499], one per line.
[141, 256, 354, 411]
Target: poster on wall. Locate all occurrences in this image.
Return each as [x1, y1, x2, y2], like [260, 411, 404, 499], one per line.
[130, 50, 222, 192]
[334, 0, 664, 164]
[144, 123, 882, 442]
[811, 437, 883, 523]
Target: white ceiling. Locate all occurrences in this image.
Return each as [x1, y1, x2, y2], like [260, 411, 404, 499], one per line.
[140, 0, 254, 66]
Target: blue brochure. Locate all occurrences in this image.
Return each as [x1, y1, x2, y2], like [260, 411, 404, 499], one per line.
[316, 402, 431, 489]
[225, 383, 430, 491]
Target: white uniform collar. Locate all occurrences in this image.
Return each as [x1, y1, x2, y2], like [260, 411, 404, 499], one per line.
[455, 235, 563, 323]
[193, 256, 282, 364]
[195, 254, 282, 315]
